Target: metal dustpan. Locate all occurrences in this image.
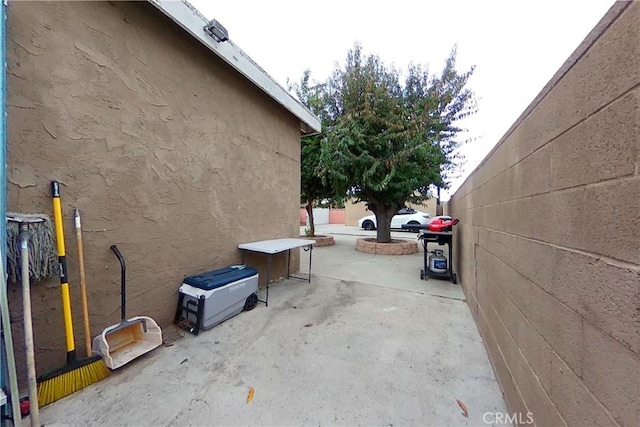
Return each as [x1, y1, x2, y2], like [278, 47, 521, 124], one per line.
[93, 245, 162, 370]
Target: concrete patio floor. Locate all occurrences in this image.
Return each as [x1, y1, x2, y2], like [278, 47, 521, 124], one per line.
[40, 229, 507, 426]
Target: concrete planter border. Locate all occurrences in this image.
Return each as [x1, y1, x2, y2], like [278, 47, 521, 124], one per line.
[299, 235, 335, 247]
[355, 238, 418, 255]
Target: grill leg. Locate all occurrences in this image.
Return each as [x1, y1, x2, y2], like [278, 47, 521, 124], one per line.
[448, 241, 454, 279]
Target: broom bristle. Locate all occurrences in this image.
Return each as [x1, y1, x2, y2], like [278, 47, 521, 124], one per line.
[37, 358, 110, 407]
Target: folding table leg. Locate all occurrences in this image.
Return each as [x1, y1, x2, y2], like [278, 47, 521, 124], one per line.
[308, 245, 312, 283]
[257, 253, 272, 307]
[266, 254, 271, 307]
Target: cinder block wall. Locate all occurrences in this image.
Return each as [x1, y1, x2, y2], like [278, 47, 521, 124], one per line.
[447, 3, 639, 426]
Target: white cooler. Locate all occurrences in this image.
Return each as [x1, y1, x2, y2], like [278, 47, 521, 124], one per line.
[174, 265, 259, 335]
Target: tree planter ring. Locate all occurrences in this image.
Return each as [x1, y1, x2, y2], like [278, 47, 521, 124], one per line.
[299, 235, 335, 247]
[356, 238, 418, 255]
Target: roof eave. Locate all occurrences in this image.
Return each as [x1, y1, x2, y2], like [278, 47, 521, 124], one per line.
[147, 0, 322, 136]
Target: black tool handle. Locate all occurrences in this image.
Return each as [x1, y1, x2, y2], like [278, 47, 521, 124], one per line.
[51, 181, 60, 198]
[110, 245, 126, 321]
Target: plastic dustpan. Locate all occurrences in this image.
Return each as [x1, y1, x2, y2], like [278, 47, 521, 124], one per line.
[93, 246, 162, 369]
[94, 316, 162, 370]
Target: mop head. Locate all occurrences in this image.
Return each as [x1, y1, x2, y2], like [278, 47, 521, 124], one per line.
[6, 213, 57, 283]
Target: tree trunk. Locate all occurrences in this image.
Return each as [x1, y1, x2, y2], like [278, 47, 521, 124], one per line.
[306, 200, 315, 237]
[374, 205, 396, 243]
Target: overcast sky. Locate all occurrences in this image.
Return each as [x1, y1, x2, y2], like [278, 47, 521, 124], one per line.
[190, 0, 615, 200]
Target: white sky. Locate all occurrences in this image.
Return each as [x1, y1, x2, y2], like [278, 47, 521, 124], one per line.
[190, 0, 615, 200]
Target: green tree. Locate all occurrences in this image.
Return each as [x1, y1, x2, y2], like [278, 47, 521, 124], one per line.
[290, 70, 334, 237]
[320, 44, 476, 243]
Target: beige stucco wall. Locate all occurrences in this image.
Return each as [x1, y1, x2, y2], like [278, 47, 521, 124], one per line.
[447, 3, 639, 426]
[6, 1, 302, 381]
[345, 198, 438, 226]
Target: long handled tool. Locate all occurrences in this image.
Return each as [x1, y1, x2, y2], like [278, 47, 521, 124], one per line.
[0, 229, 22, 426]
[18, 221, 41, 427]
[74, 209, 92, 357]
[93, 245, 162, 370]
[6, 212, 56, 425]
[37, 181, 109, 407]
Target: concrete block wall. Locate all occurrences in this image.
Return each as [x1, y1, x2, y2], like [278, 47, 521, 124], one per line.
[300, 208, 346, 226]
[328, 209, 346, 224]
[447, 3, 639, 426]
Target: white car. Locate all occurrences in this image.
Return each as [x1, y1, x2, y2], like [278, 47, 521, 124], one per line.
[427, 215, 452, 223]
[358, 207, 431, 231]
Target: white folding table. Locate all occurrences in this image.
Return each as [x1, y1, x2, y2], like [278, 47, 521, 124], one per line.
[238, 238, 316, 306]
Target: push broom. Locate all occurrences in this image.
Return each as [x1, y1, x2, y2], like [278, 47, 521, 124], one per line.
[37, 181, 109, 406]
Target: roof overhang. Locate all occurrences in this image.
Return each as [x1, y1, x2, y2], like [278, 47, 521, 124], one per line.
[148, 0, 321, 136]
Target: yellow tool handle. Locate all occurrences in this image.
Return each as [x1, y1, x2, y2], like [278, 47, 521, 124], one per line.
[51, 181, 76, 357]
[52, 198, 66, 257]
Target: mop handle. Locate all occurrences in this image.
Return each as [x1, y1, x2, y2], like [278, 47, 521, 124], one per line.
[110, 245, 126, 321]
[20, 224, 40, 427]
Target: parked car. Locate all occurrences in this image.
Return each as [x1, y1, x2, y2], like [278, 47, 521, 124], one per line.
[358, 207, 431, 231]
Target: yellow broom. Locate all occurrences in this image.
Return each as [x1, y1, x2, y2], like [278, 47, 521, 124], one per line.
[37, 181, 110, 406]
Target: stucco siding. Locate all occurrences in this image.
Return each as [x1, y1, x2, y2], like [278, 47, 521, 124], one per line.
[7, 1, 302, 380]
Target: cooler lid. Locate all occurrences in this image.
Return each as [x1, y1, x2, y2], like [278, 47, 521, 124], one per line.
[183, 265, 258, 290]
